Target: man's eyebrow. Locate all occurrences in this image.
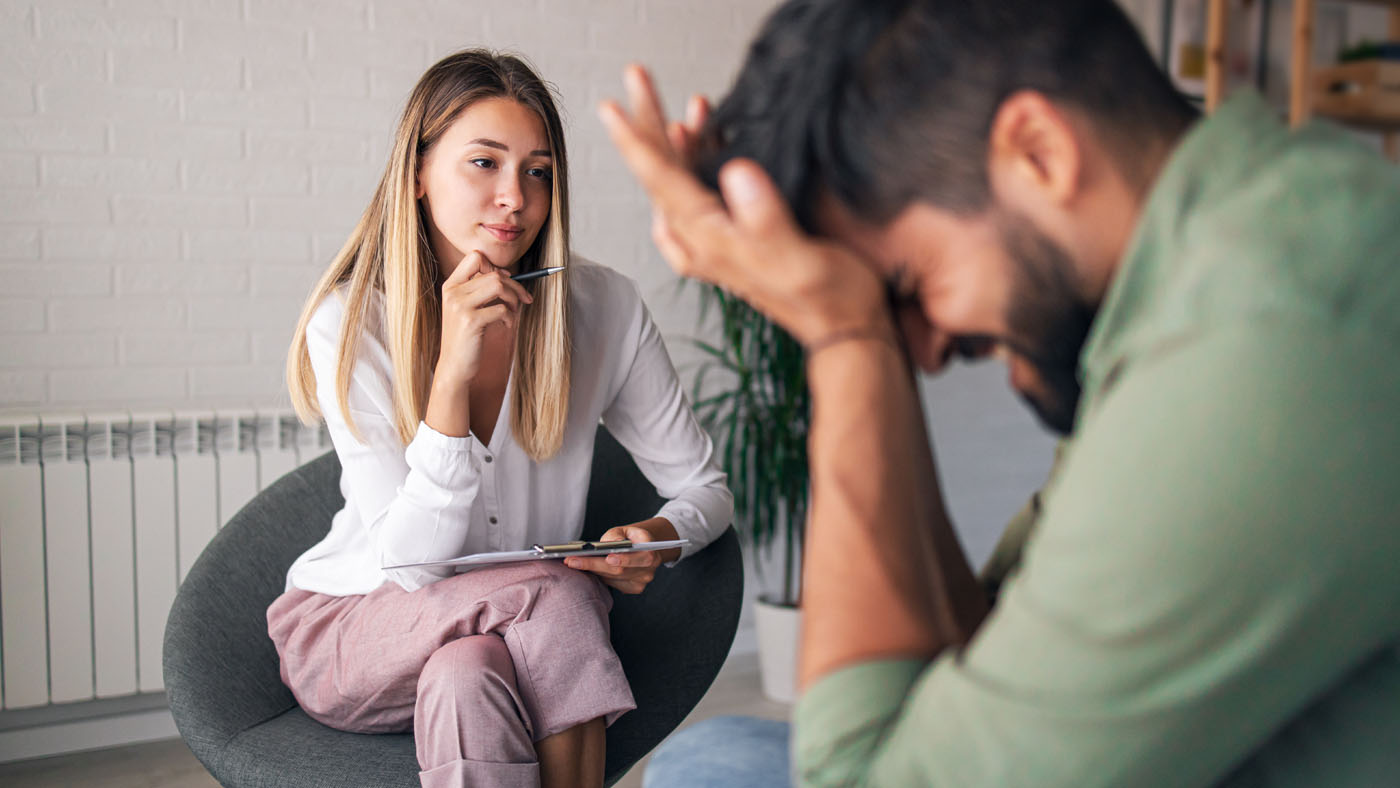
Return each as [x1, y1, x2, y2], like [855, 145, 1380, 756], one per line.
[466, 137, 551, 157]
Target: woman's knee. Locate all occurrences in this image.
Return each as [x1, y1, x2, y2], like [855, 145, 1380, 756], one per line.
[418, 634, 517, 700]
[415, 635, 537, 766]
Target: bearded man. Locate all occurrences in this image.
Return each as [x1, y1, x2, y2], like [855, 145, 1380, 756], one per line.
[603, 1, 1400, 785]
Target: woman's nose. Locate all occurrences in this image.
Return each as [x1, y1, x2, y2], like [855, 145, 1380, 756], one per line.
[496, 173, 525, 211]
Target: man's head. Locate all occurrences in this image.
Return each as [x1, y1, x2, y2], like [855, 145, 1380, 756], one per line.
[697, 0, 1196, 434]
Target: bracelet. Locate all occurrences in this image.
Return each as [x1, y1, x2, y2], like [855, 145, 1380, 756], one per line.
[803, 326, 901, 360]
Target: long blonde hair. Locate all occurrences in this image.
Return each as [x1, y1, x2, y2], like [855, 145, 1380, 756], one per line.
[287, 49, 572, 460]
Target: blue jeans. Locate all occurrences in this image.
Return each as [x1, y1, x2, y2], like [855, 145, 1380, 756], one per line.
[643, 715, 792, 788]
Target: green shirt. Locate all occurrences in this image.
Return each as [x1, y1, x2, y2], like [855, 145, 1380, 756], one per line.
[795, 93, 1400, 786]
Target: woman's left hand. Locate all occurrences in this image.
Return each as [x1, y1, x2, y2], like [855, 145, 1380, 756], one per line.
[565, 519, 682, 595]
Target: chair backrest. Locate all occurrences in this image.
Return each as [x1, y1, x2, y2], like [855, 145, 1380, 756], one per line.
[165, 425, 742, 786]
[582, 429, 744, 779]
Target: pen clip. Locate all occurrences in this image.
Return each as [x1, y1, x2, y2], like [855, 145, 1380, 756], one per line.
[532, 539, 633, 555]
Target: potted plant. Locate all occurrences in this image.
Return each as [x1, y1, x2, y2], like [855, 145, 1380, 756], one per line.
[691, 285, 810, 702]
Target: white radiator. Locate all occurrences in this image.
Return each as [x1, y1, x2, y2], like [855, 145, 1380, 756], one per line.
[0, 410, 329, 713]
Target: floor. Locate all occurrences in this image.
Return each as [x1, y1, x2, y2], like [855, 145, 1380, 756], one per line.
[0, 652, 789, 788]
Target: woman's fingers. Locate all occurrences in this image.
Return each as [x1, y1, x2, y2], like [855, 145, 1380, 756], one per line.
[565, 523, 660, 595]
[452, 271, 533, 313]
[470, 303, 515, 331]
[569, 555, 656, 576]
[444, 250, 492, 286]
[605, 548, 657, 569]
[502, 275, 534, 305]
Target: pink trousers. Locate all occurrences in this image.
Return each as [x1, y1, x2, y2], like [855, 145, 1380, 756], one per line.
[266, 561, 637, 788]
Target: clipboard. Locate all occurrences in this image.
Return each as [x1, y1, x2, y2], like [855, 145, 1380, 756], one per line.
[381, 539, 690, 571]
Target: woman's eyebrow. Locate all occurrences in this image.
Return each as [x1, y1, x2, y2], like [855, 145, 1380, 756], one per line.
[466, 137, 551, 157]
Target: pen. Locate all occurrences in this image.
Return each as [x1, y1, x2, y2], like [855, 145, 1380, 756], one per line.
[510, 266, 566, 283]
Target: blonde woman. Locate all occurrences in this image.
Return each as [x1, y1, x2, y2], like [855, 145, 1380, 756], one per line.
[267, 50, 733, 788]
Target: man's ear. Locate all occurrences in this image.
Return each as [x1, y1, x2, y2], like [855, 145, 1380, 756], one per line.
[986, 91, 1083, 209]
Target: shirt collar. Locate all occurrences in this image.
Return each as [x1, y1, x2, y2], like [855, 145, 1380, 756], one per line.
[1077, 91, 1289, 404]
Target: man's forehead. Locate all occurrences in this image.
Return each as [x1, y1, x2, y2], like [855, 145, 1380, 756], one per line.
[811, 191, 900, 272]
[812, 192, 966, 279]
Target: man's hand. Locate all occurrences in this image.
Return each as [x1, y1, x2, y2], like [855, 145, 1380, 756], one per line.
[598, 64, 896, 349]
[565, 518, 681, 595]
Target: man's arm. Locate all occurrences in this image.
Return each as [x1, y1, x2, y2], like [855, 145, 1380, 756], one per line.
[800, 337, 988, 686]
[595, 65, 989, 686]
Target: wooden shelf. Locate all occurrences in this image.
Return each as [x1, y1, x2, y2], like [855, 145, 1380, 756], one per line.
[1312, 60, 1400, 130]
[1313, 108, 1400, 132]
[1205, 0, 1400, 160]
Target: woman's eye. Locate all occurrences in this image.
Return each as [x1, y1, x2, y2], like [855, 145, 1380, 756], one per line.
[527, 167, 552, 181]
[469, 158, 495, 170]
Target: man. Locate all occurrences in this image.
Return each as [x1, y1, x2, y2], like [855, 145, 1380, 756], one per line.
[602, 0, 1400, 785]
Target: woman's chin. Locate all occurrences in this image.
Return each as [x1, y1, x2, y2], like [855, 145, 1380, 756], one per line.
[474, 237, 530, 267]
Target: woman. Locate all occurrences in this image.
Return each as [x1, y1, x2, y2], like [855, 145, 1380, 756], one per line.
[269, 49, 733, 788]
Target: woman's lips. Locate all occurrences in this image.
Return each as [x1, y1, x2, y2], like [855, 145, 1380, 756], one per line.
[484, 224, 524, 242]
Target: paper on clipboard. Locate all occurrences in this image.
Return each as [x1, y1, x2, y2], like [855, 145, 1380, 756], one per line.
[381, 539, 690, 571]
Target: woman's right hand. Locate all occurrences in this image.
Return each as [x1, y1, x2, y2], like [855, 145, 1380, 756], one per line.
[435, 251, 534, 386]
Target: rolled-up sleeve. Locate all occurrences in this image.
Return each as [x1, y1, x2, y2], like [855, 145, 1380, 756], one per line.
[306, 295, 484, 592]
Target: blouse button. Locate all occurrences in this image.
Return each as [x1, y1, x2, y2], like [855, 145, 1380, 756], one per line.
[489, 516, 498, 524]
[484, 455, 493, 463]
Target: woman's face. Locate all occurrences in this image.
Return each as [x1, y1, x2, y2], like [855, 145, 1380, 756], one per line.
[416, 96, 554, 276]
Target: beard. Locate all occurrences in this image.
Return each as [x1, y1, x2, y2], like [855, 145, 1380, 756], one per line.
[989, 208, 1099, 436]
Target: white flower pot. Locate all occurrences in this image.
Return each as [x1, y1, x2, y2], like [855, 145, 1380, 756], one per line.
[754, 597, 801, 704]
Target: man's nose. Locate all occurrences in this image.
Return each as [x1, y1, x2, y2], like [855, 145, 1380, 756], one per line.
[896, 303, 954, 373]
[925, 330, 955, 374]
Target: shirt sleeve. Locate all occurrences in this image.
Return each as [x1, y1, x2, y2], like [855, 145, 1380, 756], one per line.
[793, 318, 1400, 786]
[600, 281, 735, 558]
[306, 295, 483, 592]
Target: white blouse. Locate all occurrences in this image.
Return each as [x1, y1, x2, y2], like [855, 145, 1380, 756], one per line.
[285, 259, 734, 596]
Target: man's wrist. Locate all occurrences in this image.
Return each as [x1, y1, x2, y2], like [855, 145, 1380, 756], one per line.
[803, 318, 904, 375]
[804, 324, 901, 360]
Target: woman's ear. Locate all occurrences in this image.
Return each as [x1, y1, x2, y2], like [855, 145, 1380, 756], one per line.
[986, 90, 1083, 210]
[414, 174, 426, 200]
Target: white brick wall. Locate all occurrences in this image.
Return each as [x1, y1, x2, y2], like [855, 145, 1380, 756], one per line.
[2, 0, 784, 412]
[2, 0, 1094, 655]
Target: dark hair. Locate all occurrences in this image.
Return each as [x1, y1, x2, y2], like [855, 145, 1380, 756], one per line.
[697, 0, 1197, 229]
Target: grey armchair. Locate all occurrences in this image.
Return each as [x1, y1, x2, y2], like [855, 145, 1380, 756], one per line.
[164, 425, 743, 787]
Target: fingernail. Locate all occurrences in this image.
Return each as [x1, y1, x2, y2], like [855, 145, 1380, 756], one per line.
[721, 164, 760, 205]
[607, 555, 620, 565]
